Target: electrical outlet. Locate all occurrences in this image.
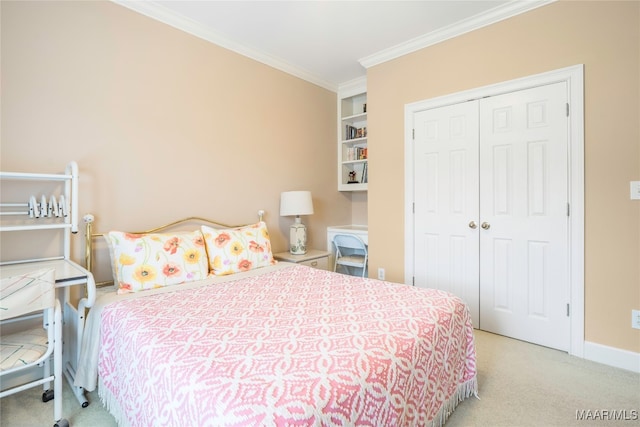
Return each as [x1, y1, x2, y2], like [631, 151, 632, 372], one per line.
[632, 310, 640, 330]
[377, 268, 385, 281]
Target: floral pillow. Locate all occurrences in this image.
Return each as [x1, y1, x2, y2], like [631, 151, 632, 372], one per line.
[201, 222, 276, 276]
[105, 230, 209, 294]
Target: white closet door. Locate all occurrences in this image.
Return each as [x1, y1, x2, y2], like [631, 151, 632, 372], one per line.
[412, 82, 570, 351]
[413, 101, 480, 326]
[478, 82, 569, 351]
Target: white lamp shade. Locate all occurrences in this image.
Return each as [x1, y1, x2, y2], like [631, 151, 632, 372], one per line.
[280, 191, 314, 217]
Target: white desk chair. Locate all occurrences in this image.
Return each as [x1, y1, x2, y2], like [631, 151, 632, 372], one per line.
[332, 234, 368, 277]
[0, 268, 69, 427]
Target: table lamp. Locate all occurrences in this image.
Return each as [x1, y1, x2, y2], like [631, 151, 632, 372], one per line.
[280, 191, 314, 254]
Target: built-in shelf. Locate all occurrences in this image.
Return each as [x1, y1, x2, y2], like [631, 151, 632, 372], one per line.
[338, 80, 367, 192]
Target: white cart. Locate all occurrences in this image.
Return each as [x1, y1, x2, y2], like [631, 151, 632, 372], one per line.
[0, 161, 96, 408]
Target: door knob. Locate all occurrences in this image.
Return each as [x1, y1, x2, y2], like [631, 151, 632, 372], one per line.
[481, 222, 491, 230]
[468, 221, 477, 229]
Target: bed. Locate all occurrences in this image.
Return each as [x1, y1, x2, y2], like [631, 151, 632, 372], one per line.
[74, 214, 477, 427]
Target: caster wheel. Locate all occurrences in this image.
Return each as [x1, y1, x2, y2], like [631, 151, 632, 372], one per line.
[81, 401, 89, 408]
[42, 389, 54, 402]
[54, 419, 69, 427]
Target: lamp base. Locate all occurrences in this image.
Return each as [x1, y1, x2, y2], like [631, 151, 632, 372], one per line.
[289, 219, 307, 255]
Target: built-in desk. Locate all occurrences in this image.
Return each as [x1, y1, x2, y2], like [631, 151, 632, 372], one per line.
[327, 225, 368, 271]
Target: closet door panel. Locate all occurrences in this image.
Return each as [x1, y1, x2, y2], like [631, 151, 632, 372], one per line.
[413, 101, 480, 326]
[479, 82, 569, 351]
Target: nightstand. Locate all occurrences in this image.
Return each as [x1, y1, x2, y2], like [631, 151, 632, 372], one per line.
[273, 249, 331, 271]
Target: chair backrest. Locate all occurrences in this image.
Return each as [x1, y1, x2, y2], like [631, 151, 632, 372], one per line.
[333, 234, 367, 254]
[0, 269, 55, 321]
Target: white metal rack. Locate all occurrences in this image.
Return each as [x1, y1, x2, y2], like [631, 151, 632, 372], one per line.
[0, 161, 96, 409]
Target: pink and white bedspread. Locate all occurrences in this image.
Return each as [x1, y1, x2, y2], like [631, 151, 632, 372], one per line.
[97, 265, 477, 426]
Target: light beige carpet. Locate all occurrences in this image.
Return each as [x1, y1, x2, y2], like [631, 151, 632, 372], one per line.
[446, 331, 639, 427]
[1, 330, 638, 426]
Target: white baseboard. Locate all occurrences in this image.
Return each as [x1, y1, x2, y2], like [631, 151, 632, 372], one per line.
[583, 341, 640, 373]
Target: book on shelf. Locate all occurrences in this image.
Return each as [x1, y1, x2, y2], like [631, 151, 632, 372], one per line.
[361, 162, 368, 183]
[345, 125, 367, 140]
[346, 147, 368, 161]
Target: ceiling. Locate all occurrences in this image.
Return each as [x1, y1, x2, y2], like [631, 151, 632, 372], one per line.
[115, 0, 552, 91]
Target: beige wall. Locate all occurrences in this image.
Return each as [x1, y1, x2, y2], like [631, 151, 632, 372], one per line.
[350, 192, 368, 225]
[1, 1, 352, 277]
[367, 1, 640, 353]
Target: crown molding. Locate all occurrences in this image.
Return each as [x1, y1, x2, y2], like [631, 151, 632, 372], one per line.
[112, 0, 555, 91]
[359, 0, 556, 69]
[111, 0, 338, 92]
